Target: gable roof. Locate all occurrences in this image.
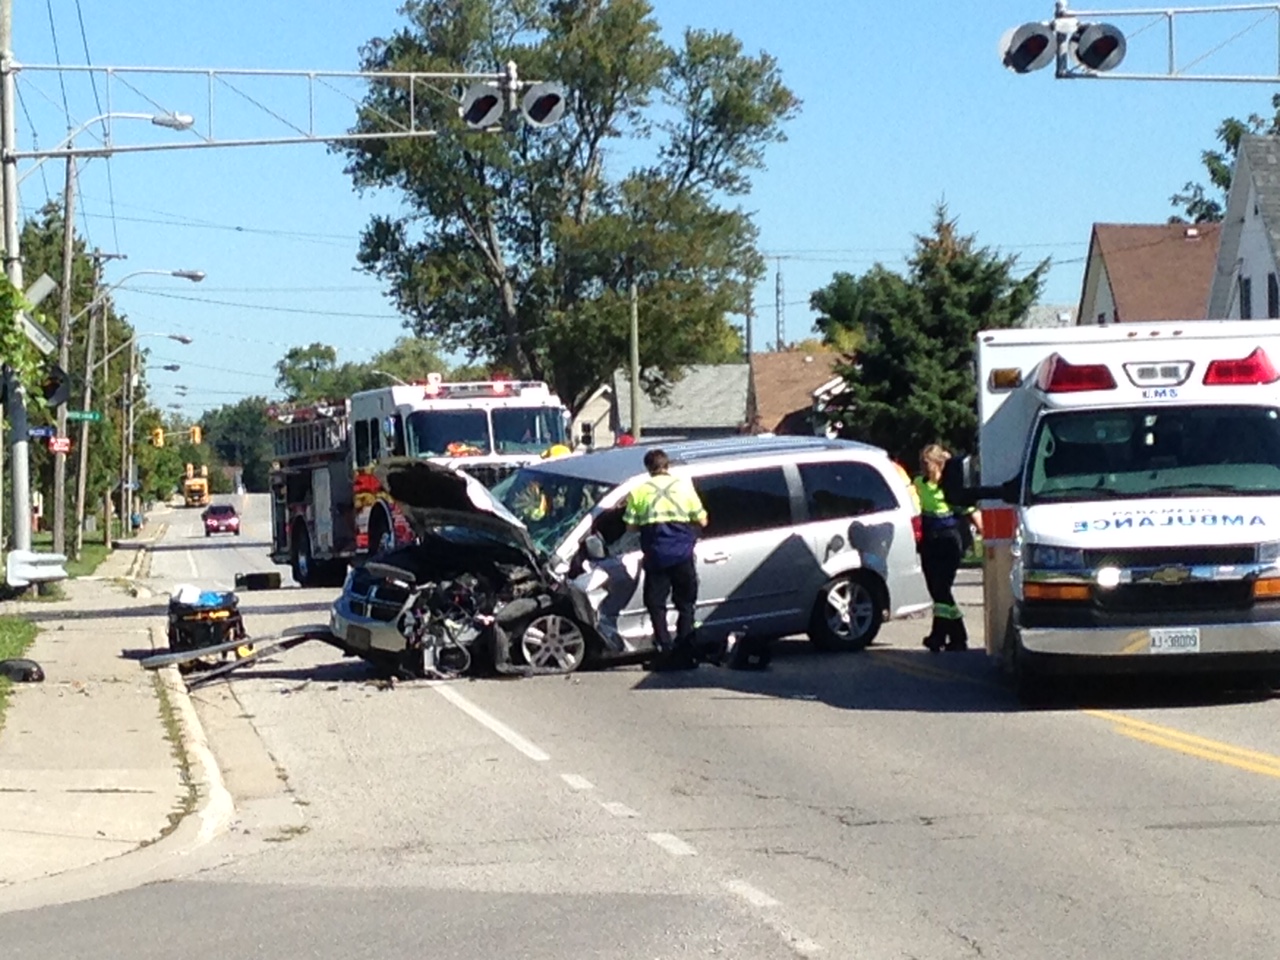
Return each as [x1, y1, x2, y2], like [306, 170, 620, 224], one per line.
[1081, 222, 1221, 322]
[1209, 134, 1280, 317]
[612, 364, 750, 432]
[748, 351, 842, 433]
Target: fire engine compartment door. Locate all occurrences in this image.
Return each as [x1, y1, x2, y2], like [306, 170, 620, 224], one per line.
[313, 467, 334, 552]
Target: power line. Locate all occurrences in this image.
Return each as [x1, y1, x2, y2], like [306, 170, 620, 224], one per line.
[72, 0, 120, 253]
[128, 287, 405, 320]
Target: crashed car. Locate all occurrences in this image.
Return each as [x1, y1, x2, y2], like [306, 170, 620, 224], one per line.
[328, 459, 596, 679]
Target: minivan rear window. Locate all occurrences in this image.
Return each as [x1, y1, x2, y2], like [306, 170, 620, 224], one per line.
[694, 468, 792, 538]
[798, 461, 898, 520]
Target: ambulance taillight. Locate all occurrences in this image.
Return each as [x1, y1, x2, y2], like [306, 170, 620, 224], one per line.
[1036, 354, 1117, 393]
[1202, 347, 1280, 386]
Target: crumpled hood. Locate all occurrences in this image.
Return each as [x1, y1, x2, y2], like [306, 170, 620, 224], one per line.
[374, 458, 537, 557]
[1022, 496, 1280, 549]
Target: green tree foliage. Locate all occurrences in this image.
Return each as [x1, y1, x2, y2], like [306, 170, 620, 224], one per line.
[201, 397, 273, 492]
[339, 0, 798, 410]
[822, 205, 1048, 463]
[1171, 94, 1280, 224]
[367, 336, 449, 384]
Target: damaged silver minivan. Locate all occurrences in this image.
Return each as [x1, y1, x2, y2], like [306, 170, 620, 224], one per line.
[329, 436, 931, 676]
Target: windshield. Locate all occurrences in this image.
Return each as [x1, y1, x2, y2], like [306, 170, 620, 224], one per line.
[493, 468, 616, 554]
[1027, 405, 1280, 504]
[406, 410, 491, 458]
[492, 407, 568, 455]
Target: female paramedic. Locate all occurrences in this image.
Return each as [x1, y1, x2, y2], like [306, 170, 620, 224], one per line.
[913, 444, 981, 653]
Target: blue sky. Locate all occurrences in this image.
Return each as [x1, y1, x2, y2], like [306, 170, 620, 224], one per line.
[12, 1, 1278, 416]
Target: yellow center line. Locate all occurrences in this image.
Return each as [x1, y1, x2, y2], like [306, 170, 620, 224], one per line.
[1087, 709, 1280, 778]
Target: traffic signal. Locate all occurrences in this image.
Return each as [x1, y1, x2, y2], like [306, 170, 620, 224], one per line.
[191, 425, 203, 445]
[40, 362, 71, 408]
[459, 82, 504, 129]
[151, 426, 165, 448]
[1000, 22, 1056, 74]
[1071, 22, 1126, 72]
[521, 83, 567, 128]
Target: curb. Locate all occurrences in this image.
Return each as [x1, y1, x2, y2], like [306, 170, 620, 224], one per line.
[0, 633, 235, 915]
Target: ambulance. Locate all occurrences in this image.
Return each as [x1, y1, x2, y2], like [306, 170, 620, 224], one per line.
[971, 320, 1280, 700]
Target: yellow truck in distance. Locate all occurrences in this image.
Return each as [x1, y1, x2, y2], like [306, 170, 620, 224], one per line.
[183, 463, 210, 508]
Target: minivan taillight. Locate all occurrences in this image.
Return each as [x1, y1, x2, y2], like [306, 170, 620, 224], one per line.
[911, 515, 923, 545]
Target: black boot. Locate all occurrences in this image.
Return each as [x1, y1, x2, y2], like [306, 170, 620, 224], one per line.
[944, 618, 969, 652]
[922, 617, 947, 653]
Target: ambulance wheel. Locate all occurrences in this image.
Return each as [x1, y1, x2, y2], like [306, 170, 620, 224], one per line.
[808, 573, 883, 651]
[1008, 634, 1050, 707]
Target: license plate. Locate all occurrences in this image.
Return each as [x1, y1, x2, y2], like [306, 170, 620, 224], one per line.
[1149, 627, 1201, 654]
[345, 624, 372, 648]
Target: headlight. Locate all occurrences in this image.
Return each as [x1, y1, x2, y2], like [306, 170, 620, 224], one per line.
[1024, 543, 1085, 571]
[1258, 540, 1280, 564]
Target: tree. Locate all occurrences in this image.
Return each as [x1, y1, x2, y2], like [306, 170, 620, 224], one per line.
[367, 336, 448, 384]
[822, 205, 1048, 463]
[201, 397, 274, 492]
[1171, 94, 1280, 223]
[339, 0, 798, 411]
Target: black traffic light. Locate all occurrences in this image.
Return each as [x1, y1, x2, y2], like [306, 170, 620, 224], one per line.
[459, 83, 504, 128]
[1071, 23, 1126, 72]
[1000, 22, 1056, 74]
[41, 363, 71, 408]
[521, 83, 567, 128]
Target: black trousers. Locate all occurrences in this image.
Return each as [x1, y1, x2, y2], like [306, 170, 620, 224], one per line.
[920, 528, 966, 645]
[643, 557, 698, 651]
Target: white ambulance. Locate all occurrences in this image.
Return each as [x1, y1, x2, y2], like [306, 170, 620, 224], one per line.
[971, 320, 1280, 700]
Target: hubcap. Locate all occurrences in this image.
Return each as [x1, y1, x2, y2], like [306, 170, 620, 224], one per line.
[520, 615, 586, 672]
[825, 579, 875, 640]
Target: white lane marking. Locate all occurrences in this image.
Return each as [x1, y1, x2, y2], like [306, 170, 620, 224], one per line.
[600, 800, 640, 818]
[185, 549, 199, 579]
[762, 916, 824, 957]
[560, 773, 595, 791]
[429, 682, 550, 762]
[721, 878, 780, 908]
[646, 832, 697, 857]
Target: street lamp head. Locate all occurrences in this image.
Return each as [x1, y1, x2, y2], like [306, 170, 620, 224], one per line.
[172, 270, 205, 282]
[169, 334, 194, 345]
[162, 364, 181, 372]
[152, 113, 196, 131]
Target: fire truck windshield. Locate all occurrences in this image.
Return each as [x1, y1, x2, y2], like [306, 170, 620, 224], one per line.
[492, 407, 568, 455]
[406, 410, 491, 457]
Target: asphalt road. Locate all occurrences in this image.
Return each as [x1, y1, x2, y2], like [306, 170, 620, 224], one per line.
[4, 493, 1280, 958]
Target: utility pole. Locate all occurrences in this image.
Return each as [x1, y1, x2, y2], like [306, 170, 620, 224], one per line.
[745, 288, 754, 358]
[52, 154, 77, 556]
[629, 274, 641, 441]
[775, 259, 786, 351]
[1, 0, 32, 554]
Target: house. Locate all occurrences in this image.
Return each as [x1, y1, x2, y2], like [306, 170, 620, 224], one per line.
[585, 364, 752, 443]
[1209, 134, 1280, 319]
[1078, 221, 1222, 325]
[1021, 304, 1078, 328]
[746, 350, 844, 436]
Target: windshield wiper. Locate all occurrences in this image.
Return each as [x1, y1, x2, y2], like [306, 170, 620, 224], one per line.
[1032, 488, 1131, 503]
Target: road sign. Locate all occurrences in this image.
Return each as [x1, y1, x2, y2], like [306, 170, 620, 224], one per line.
[47, 436, 71, 454]
[66, 410, 102, 422]
[27, 425, 55, 438]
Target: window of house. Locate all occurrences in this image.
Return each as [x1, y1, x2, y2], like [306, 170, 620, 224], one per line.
[1268, 274, 1279, 319]
[1240, 276, 1254, 319]
[693, 468, 793, 538]
[354, 420, 370, 467]
[798, 461, 899, 521]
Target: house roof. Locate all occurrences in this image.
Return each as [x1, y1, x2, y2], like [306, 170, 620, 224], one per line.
[612, 364, 750, 432]
[1083, 222, 1221, 322]
[748, 351, 842, 433]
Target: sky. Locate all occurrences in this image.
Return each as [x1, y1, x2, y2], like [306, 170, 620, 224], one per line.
[11, 0, 1280, 418]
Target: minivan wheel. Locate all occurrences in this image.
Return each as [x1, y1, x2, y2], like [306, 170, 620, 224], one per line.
[808, 573, 882, 651]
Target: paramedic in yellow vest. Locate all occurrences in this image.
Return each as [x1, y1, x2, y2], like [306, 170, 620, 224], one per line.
[913, 444, 980, 652]
[624, 448, 708, 669]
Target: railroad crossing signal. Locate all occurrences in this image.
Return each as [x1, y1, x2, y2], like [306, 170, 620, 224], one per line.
[459, 80, 568, 130]
[999, 15, 1126, 75]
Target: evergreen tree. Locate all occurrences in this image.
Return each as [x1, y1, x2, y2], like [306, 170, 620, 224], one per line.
[819, 205, 1047, 463]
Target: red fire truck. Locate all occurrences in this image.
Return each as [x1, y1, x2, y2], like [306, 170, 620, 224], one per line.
[268, 376, 572, 587]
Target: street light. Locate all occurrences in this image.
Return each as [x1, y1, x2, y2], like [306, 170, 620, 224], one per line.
[161, 364, 181, 372]
[18, 112, 195, 186]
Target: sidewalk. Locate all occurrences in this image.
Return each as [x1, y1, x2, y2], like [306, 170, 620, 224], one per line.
[0, 508, 222, 901]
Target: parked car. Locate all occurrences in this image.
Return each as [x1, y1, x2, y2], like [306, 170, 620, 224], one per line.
[201, 503, 241, 537]
[329, 437, 930, 677]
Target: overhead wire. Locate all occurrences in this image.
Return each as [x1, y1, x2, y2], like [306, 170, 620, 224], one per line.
[73, 0, 120, 252]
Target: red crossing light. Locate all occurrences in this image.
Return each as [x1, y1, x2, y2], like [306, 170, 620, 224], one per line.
[1037, 354, 1117, 393]
[1203, 347, 1280, 386]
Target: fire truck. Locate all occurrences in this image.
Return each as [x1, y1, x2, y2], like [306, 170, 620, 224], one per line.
[268, 376, 572, 587]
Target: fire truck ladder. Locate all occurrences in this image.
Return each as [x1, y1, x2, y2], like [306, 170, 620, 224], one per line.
[272, 411, 348, 461]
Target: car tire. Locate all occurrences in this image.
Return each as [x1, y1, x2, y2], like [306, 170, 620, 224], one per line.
[513, 612, 589, 674]
[367, 507, 393, 559]
[808, 572, 883, 651]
